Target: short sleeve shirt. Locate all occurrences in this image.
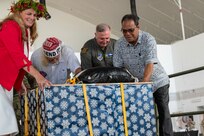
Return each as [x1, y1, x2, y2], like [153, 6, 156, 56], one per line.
[113, 30, 169, 91]
[31, 46, 80, 84]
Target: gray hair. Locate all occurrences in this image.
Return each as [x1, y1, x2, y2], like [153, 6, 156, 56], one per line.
[96, 23, 111, 32]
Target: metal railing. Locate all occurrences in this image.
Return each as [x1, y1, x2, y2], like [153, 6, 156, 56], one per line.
[168, 66, 204, 117]
[168, 66, 204, 78]
[167, 66, 204, 136]
[171, 110, 204, 117]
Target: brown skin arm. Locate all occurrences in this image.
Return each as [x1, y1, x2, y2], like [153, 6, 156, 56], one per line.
[142, 63, 153, 82]
[74, 67, 82, 75]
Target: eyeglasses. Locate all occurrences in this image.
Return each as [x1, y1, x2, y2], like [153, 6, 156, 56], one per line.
[121, 27, 136, 33]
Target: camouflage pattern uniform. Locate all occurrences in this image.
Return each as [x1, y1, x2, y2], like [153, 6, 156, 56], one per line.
[80, 38, 116, 70]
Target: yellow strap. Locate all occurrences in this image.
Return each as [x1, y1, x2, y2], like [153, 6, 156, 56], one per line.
[66, 77, 77, 84]
[120, 83, 128, 136]
[36, 88, 41, 136]
[82, 84, 93, 136]
[24, 92, 29, 136]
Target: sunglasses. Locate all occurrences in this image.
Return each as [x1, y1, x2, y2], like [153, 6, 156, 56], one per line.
[121, 27, 137, 33]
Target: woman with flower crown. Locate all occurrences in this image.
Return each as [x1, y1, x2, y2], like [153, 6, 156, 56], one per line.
[0, 0, 52, 135]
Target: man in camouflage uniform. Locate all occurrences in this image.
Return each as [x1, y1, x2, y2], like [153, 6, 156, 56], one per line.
[80, 23, 116, 70]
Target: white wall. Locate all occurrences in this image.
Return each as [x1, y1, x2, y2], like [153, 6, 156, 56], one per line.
[171, 33, 204, 113]
[1, 0, 12, 19]
[171, 33, 204, 92]
[157, 45, 178, 113]
[34, 7, 96, 52]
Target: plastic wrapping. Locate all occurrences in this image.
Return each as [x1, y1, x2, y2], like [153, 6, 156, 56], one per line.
[75, 67, 138, 83]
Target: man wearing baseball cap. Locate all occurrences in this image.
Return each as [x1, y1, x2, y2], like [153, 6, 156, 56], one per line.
[31, 37, 81, 84]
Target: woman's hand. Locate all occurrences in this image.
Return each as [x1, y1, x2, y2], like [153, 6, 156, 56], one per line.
[35, 74, 52, 91]
[23, 65, 52, 91]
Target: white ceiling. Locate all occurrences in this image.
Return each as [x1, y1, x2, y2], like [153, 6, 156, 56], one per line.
[46, 0, 204, 44]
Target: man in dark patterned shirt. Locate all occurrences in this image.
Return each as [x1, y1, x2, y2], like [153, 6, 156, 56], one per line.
[113, 14, 173, 136]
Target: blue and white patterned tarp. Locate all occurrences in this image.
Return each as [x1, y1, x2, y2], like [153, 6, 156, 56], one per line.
[44, 83, 156, 136]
